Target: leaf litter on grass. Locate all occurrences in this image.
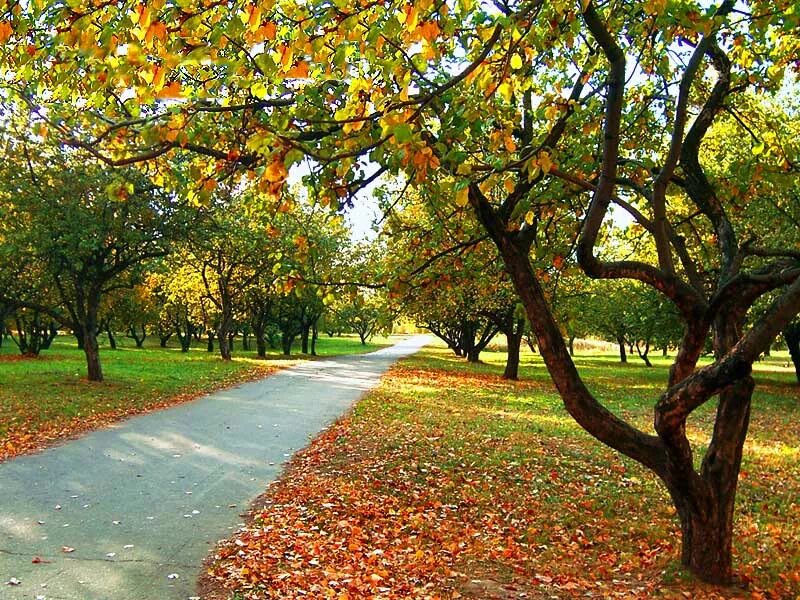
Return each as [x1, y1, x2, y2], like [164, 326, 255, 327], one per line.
[206, 348, 799, 599]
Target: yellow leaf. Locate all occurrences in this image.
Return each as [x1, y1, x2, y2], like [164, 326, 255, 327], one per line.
[510, 54, 523, 70]
[455, 187, 469, 207]
[539, 151, 555, 174]
[264, 160, 287, 183]
[497, 82, 513, 102]
[525, 210, 535, 225]
[504, 177, 516, 194]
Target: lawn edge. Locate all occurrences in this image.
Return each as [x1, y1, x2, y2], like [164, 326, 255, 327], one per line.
[0, 361, 281, 464]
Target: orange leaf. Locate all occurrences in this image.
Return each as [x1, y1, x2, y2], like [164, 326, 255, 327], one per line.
[0, 21, 13, 44]
[157, 81, 182, 99]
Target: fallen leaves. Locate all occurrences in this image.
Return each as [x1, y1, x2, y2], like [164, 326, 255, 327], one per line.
[204, 347, 800, 599]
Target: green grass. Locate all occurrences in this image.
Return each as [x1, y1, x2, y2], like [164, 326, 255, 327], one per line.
[0, 332, 395, 456]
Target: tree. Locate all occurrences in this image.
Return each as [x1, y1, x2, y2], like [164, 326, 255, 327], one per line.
[333, 290, 391, 345]
[10, 0, 799, 584]
[182, 192, 271, 361]
[0, 150, 190, 380]
[109, 283, 160, 349]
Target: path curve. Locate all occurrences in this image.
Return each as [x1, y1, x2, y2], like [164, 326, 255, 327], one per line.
[0, 336, 429, 600]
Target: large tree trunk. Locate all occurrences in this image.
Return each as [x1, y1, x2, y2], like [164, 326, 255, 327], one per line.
[82, 314, 103, 382]
[784, 323, 800, 384]
[665, 371, 753, 584]
[217, 316, 232, 361]
[673, 494, 735, 585]
[503, 319, 524, 380]
[472, 199, 755, 585]
[301, 325, 310, 354]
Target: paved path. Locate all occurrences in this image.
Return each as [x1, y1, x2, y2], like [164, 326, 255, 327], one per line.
[0, 336, 429, 600]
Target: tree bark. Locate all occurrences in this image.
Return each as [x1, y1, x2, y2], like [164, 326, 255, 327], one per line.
[311, 321, 318, 356]
[503, 319, 524, 380]
[784, 323, 800, 384]
[217, 317, 232, 361]
[42, 322, 57, 350]
[176, 321, 191, 352]
[106, 325, 117, 350]
[207, 331, 214, 353]
[617, 335, 627, 363]
[636, 340, 652, 367]
[568, 335, 575, 357]
[301, 325, 310, 354]
[254, 325, 267, 358]
[84, 333, 103, 381]
[82, 316, 103, 382]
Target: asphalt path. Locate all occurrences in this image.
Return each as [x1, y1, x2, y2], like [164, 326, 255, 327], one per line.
[0, 335, 429, 600]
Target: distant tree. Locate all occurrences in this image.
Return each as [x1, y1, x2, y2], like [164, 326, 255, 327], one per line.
[333, 289, 391, 345]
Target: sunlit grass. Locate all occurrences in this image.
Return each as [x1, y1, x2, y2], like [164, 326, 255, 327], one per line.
[348, 342, 798, 596]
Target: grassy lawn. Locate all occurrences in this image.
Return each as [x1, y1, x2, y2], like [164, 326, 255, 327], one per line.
[0, 333, 395, 461]
[205, 342, 799, 599]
